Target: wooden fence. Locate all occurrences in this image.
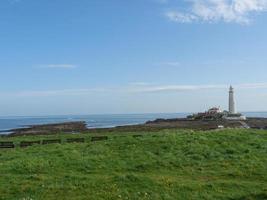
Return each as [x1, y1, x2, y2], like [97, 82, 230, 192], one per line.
[1, 134, 142, 149]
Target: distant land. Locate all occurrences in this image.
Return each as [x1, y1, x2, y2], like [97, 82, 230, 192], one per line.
[1, 115, 267, 137]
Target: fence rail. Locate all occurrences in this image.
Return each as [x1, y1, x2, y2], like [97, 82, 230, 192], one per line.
[0, 142, 15, 148]
[20, 141, 41, 148]
[0, 135, 132, 149]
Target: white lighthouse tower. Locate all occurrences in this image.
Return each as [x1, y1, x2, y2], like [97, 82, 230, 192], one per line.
[224, 86, 246, 120]
[229, 86, 236, 114]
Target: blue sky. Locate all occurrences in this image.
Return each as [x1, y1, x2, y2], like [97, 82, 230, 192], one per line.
[1, 0, 267, 116]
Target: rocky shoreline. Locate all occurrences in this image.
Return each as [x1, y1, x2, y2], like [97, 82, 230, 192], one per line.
[8, 121, 88, 137]
[3, 117, 267, 137]
[145, 117, 267, 130]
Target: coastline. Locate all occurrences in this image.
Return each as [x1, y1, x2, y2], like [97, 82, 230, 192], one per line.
[0, 113, 188, 135]
[1, 112, 267, 135]
[2, 116, 267, 137]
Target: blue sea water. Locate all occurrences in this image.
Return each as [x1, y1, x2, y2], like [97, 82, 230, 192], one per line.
[0, 112, 266, 135]
[0, 113, 188, 134]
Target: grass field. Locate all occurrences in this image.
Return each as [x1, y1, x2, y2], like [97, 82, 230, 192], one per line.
[1, 129, 267, 200]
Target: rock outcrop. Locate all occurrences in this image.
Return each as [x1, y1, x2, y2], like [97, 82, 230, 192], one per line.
[9, 121, 87, 136]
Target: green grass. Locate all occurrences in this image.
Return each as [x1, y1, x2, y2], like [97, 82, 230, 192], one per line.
[1, 129, 267, 200]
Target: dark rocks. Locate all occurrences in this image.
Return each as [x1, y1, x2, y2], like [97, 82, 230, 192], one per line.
[5, 117, 267, 137]
[9, 121, 87, 137]
[145, 117, 267, 130]
[245, 118, 267, 129]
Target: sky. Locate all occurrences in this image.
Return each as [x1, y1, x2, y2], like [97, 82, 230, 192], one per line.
[1, 0, 267, 116]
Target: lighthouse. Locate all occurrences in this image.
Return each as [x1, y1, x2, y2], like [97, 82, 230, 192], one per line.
[188, 85, 246, 121]
[223, 85, 246, 120]
[229, 86, 236, 114]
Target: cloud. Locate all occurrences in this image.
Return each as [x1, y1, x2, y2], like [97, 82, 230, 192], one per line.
[166, 11, 198, 23]
[165, 0, 267, 24]
[237, 83, 267, 89]
[135, 84, 228, 93]
[1, 83, 267, 97]
[40, 64, 77, 69]
[158, 61, 181, 67]
[133, 82, 267, 93]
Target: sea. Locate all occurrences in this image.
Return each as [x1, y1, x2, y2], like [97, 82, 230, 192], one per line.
[0, 112, 266, 135]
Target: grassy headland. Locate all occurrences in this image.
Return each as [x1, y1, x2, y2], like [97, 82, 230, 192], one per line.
[1, 129, 267, 200]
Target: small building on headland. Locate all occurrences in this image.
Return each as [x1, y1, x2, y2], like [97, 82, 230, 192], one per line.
[188, 86, 246, 121]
